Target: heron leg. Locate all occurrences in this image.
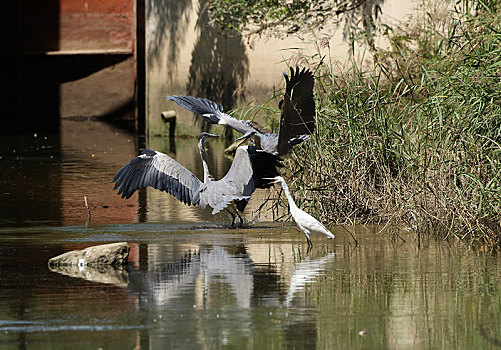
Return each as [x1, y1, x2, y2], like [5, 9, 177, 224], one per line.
[233, 203, 245, 228]
[226, 204, 245, 228]
[236, 211, 244, 228]
[226, 208, 237, 228]
[306, 235, 313, 248]
[299, 224, 313, 248]
[303, 230, 313, 255]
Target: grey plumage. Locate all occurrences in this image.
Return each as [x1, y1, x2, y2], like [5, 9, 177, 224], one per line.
[167, 66, 315, 156]
[167, 95, 257, 137]
[113, 148, 201, 205]
[113, 133, 282, 219]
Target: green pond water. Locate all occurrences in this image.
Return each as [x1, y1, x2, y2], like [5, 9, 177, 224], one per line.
[0, 120, 500, 349]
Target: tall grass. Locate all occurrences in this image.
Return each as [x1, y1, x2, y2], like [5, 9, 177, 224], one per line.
[284, 0, 501, 245]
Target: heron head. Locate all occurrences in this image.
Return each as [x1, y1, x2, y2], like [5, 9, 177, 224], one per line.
[233, 131, 257, 148]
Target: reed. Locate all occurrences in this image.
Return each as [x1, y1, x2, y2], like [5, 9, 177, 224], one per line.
[284, 0, 501, 245]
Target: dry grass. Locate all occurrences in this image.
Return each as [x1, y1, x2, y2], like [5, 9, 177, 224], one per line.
[281, 1, 501, 246]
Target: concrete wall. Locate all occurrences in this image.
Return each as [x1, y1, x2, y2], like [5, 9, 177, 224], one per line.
[145, 0, 416, 137]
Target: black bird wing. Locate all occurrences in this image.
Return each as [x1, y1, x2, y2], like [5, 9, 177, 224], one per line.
[112, 149, 203, 207]
[246, 146, 284, 188]
[215, 145, 283, 212]
[277, 66, 316, 156]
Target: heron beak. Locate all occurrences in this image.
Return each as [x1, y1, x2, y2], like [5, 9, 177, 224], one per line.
[207, 133, 220, 138]
[235, 131, 256, 142]
[235, 134, 248, 142]
[235, 132, 256, 148]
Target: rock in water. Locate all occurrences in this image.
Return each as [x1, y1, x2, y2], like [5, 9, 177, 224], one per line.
[48, 242, 129, 267]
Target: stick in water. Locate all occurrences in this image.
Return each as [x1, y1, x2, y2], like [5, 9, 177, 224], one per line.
[84, 195, 91, 219]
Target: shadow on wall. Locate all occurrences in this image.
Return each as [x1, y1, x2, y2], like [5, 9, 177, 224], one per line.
[341, 0, 386, 51]
[186, 0, 249, 134]
[147, 0, 192, 79]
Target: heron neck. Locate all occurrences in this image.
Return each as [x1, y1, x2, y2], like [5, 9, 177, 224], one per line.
[198, 140, 212, 183]
[280, 181, 299, 212]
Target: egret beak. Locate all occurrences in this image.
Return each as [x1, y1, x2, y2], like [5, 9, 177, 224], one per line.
[262, 177, 278, 186]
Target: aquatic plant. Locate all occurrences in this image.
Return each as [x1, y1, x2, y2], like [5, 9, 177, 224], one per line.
[283, 0, 501, 245]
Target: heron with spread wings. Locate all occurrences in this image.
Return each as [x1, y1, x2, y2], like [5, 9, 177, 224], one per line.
[167, 66, 315, 156]
[113, 132, 283, 227]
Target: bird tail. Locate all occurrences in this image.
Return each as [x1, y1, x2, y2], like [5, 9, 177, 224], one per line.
[211, 195, 250, 214]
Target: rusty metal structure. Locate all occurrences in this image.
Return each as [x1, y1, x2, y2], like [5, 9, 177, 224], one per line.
[2, 0, 142, 133]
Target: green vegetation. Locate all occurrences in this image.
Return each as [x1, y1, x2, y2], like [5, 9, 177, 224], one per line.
[219, 0, 500, 245]
[283, 1, 501, 245]
[208, 0, 382, 45]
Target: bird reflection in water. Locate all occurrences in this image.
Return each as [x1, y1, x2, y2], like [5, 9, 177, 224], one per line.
[127, 244, 257, 310]
[284, 253, 335, 307]
[49, 242, 335, 347]
[49, 243, 335, 311]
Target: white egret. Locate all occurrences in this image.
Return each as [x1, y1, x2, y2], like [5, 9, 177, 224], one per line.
[266, 176, 335, 246]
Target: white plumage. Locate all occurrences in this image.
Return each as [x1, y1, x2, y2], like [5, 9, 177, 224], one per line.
[267, 176, 335, 246]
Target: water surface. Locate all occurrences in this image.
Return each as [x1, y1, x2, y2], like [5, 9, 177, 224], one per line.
[0, 120, 500, 349]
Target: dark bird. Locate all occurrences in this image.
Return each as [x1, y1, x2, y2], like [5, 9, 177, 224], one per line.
[112, 133, 283, 227]
[167, 66, 315, 156]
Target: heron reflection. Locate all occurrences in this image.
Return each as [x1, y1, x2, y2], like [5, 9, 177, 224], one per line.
[127, 244, 257, 310]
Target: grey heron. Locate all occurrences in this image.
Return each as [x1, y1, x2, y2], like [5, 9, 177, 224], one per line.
[167, 66, 315, 156]
[113, 133, 283, 227]
[265, 176, 335, 247]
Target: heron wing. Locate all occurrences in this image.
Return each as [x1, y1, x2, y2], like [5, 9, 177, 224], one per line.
[277, 67, 316, 155]
[206, 146, 256, 213]
[112, 149, 202, 206]
[220, 146, 255, 196]
[212, 146, 284, 213]
[167, 95, 223, 124]
[168, 95, 257, 136]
